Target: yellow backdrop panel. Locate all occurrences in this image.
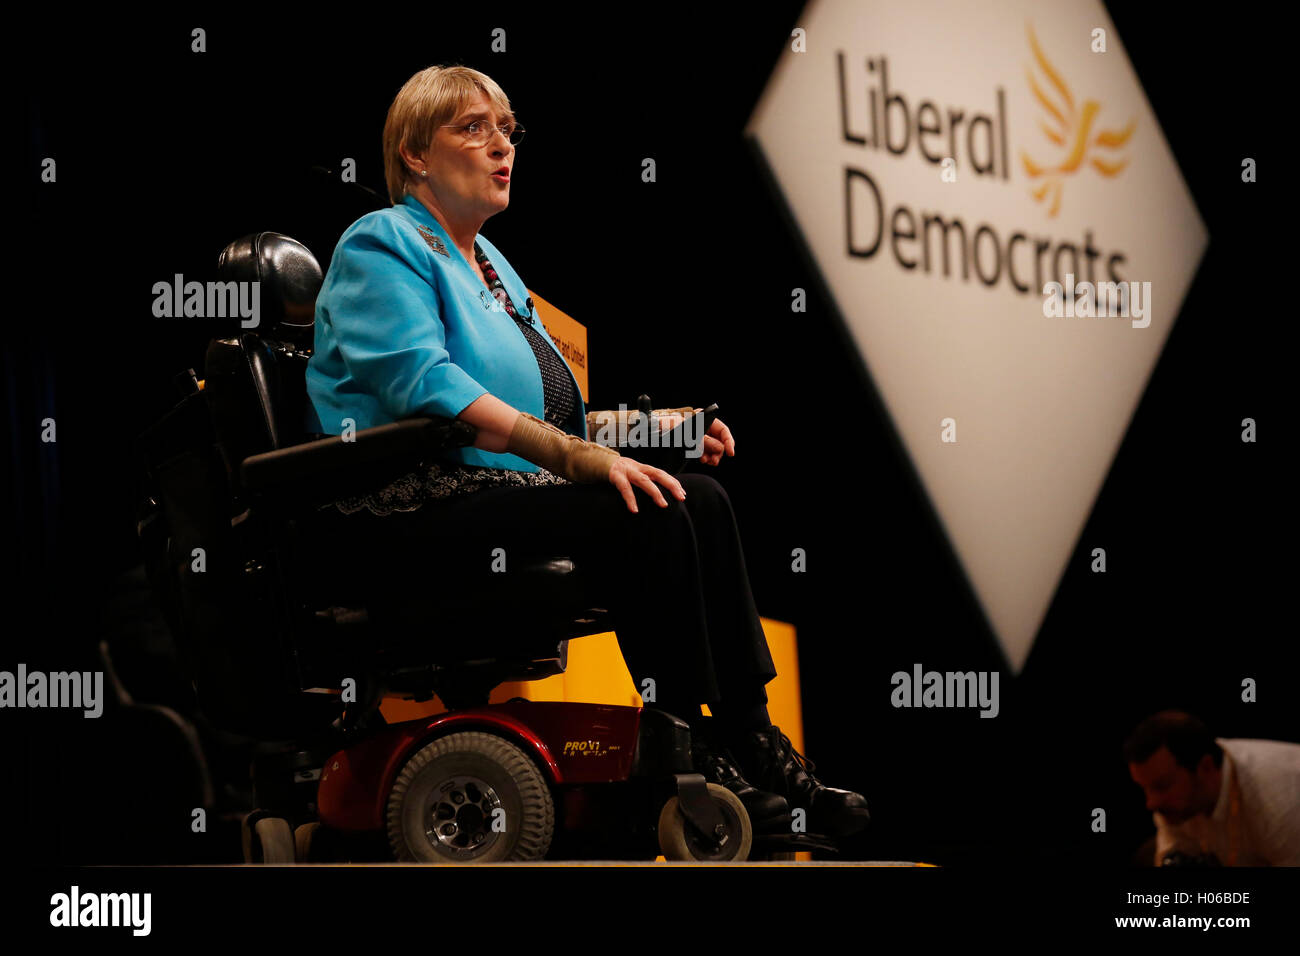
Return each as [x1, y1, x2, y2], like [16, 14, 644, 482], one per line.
[528, 289, 588, 403]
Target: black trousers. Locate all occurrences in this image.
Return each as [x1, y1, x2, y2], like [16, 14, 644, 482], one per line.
[307, 471, 776, 715]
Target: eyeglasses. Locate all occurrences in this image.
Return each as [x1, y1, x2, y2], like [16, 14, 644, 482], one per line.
[441, 119, 526, 147]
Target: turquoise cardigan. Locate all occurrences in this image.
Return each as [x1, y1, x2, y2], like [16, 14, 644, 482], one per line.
[304, 193, 588, 472]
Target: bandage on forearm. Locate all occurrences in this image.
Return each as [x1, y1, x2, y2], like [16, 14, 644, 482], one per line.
[507, 412, 621, 483]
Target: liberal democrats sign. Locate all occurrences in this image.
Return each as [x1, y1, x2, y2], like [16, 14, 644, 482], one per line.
[747, 0, 1207, 672]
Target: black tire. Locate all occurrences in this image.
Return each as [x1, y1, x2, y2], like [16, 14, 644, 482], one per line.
[240, 813, 255, 863]
[387, 731, 554, 863]
[657, 784, 752, 861]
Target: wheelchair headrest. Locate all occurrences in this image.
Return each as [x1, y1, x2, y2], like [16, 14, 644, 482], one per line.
[216, 232, 321, 343]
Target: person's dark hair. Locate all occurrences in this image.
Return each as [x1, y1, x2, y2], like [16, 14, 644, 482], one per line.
[1123, 710, 1223, 772]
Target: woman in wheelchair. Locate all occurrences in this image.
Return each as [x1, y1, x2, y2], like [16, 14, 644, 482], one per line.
[302, 65, 868, 839]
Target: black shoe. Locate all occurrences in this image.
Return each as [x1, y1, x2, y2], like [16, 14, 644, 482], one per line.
[731, 724, 870, 838]
[689, 723, 791, 831]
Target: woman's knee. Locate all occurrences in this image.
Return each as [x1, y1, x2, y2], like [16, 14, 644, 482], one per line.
[677, 472, 735, 520]
[679, 472, 727, 501]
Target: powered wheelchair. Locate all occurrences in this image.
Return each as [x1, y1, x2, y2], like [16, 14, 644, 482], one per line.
[134, 232, 835, 864]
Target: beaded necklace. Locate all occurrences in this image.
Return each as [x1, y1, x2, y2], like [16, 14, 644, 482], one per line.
[474, 241, 524, 320]
[474, 241, 577, 431]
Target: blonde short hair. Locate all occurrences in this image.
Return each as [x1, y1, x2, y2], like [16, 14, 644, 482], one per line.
[383, 65, 514, 205]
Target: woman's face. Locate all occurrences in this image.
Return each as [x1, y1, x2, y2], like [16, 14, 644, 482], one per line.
[423, 91, 514, 223]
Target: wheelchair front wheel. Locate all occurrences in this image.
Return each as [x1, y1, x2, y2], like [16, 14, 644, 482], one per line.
[656, 784, 752, 861]
[387, 731, 554, 863]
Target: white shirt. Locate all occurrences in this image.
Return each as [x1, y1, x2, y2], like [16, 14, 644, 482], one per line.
[1154, 738, 1300, 866]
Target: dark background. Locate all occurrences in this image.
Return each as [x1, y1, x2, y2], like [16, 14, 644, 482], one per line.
[7, 2, 1293, 872]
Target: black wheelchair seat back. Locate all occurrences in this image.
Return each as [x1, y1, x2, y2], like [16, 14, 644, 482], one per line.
[205, 233, 321, 508]
[136, 233, 336, 739]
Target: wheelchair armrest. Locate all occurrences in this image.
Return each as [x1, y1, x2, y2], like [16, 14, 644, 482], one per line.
[240, 416, 476, 508]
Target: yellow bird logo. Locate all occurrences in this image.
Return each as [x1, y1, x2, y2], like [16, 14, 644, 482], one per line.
[1020, 23, 1136, 217]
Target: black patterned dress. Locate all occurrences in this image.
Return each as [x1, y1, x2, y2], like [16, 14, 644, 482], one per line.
[330, 241, 581, 517]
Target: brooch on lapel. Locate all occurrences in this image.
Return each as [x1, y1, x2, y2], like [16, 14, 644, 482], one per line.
[416, 225, 450, 257]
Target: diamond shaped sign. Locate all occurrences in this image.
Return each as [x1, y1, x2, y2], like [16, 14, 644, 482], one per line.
[747, 0, 1208, 672]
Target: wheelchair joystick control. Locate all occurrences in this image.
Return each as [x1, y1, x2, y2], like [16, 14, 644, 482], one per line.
[173, 368, 201, 398]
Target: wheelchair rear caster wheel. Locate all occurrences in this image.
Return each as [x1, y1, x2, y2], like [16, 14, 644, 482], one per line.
[294, 822, 326, 863]
[241, 813, 295, 864]
[656, 783, 752, 861]
[387, 731, 554, 863]
[294, 821, 348, 862]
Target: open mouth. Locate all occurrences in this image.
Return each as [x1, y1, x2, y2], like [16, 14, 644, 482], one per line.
[492, 168, 510, 182]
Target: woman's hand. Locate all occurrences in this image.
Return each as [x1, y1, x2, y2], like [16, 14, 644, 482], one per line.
[607, 456, 686, 513]
[652, 409, 735, 466]
[699, 417, 735, 466]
